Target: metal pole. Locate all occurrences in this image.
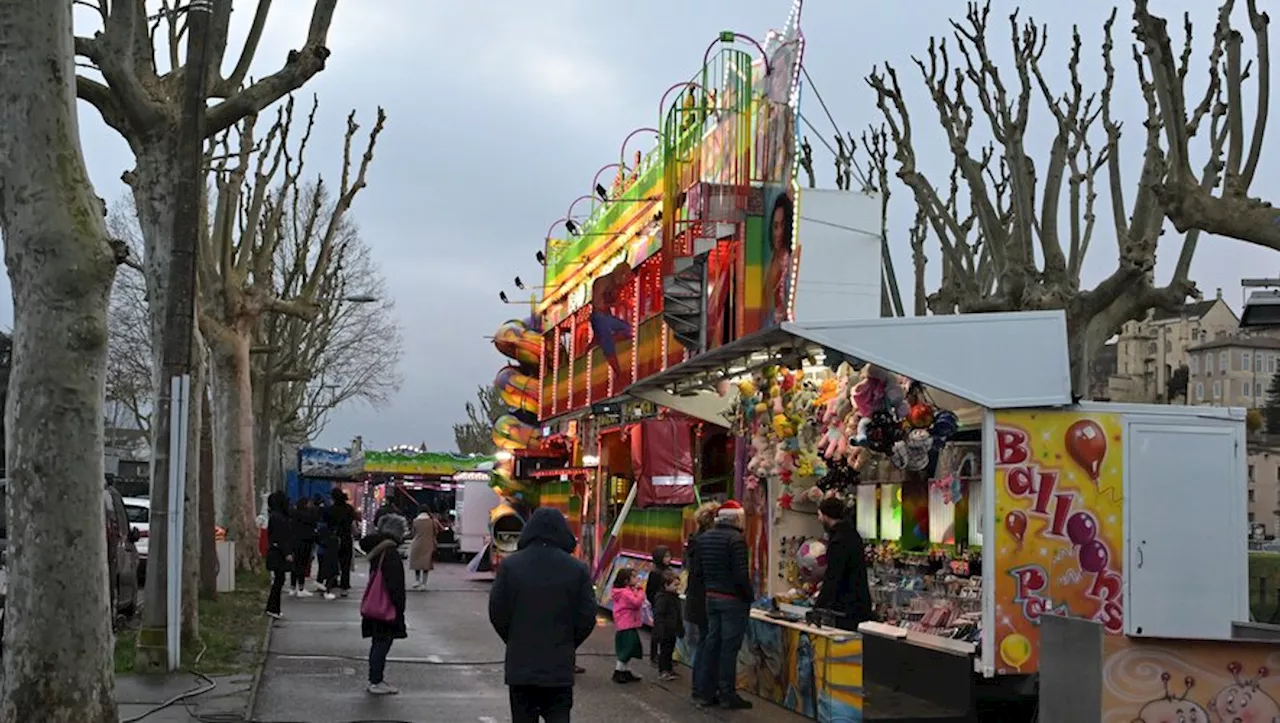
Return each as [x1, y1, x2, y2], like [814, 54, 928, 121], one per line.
[137, 0, 210, 672]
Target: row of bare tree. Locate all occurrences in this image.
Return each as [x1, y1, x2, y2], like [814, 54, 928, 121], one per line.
[0, 1, 406, 720]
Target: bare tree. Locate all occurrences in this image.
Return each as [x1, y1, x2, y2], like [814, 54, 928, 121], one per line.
[864, 1, 1261, 393]
[453, 386, 504, 455]
[0, 2, 124, 719]
[106, 202, 153, 435]
[202, 95, 384, 569]
[253, 185, 402, 487]
[1133, 0, 1274, 250]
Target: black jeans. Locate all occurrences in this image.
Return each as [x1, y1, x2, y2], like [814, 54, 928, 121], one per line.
[693, 596, 749, 701]
[266, 570, 286, 614]
[509, 685, 573, 723]
[657, 637, 676, 673]
[368, 636, 394, 684]
[338, 536, 354, 590]
[290, 542, 313, 588]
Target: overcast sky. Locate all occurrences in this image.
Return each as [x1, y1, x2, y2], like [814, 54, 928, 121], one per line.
[37, 0, 1280, 452]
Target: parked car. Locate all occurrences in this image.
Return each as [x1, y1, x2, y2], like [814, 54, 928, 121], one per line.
[104, 485, 142, 617]
[122, 496, 150, 585]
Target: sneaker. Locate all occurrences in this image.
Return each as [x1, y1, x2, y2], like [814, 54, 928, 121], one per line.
[659, 671, 678, 682]
[366, 682, 399, 695]
[265, 611, 283, 620]
[720, 695, 754, 710]
[323, 592, 337, 601]
[612, 671, 628, 684]
[622, 671, 641, 683]
[287, 588, 297, 597]
[338, 589, 349, 598]
[296, 589, 313, 598]
[692, 696, 718, 707]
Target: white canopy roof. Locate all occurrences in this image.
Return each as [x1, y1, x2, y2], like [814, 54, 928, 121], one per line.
[783, 310, 1073, 409]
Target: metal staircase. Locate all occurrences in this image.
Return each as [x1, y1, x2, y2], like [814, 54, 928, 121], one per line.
[663, 252, 708, 353]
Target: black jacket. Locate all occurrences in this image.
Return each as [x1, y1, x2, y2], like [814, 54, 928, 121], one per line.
[359, 534, 408, 639]
[683, 532, 708, 628]
[291, 506, 318, 549]
[652, 589, 684, 643]
[815, 519, 874, 629]
[692, 522, 752, 603]
[265, 492, 293, 573]
[644, 545, 670, 609]
[326, 501, 357, 539]
[488, 508, 596, 688]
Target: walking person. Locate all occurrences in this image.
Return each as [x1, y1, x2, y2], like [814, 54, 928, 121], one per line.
[360, 513, 410, 695]
[690, 499, 754, 710]
[289, 498, 318, 597]
[489, 508, 596, 723]
[644, 545, 672, 667]
[408, 508, 443, 590]
[326, 488, 358, 596]
[652, 570, 684, 682]
[610, 569, 645, 684]
[685, 501, 718, 671]
[264, 491, 293, 620]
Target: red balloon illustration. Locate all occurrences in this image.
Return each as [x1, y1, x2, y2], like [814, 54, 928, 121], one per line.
[1079, 539, 1109, 574]
[1005, 510, 1027, 543]
[1065, 419, 1107, 482]
[1066, 511, 1098, 547]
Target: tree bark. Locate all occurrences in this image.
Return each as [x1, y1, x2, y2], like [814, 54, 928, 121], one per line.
[199, 384, 218, 599]
[0, 2, 120, 720]
[182, 334, 206, 643]
[209, 330, 260, 571]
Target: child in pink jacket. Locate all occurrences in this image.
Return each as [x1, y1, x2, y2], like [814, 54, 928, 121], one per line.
[610, 568, 645, 683]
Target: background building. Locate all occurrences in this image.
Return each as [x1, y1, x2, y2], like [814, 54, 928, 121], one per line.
[1186, 335, 1280, 408]
[1107, 292, 1239, 403]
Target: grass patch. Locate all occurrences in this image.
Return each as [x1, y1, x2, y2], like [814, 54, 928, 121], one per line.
[115, 569, 270, 675]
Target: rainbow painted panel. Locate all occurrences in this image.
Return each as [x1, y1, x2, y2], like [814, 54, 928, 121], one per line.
[816, 637, 865, 722]
[570, 357, 587, 408]
[737, 618, 865, 723]
[539, 481, 581, 540]
[743, 213, 767, 334]
[618, 506, 687, 559]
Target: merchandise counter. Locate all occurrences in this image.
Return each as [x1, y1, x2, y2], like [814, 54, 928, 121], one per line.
[735, 607, 863, 722]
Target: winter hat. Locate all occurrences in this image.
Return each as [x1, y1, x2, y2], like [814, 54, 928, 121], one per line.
[716, 500, 746, 528]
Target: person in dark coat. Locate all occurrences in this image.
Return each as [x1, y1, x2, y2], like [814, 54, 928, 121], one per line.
[651, 569, 684, 682]
[326, 488, 358, 595]
[684, 502, 718, 648]
[289, 498, 318, 597]
[489, 508, 596, 723]
[644, 544, 672, 666]
[264, 491, 293, 619]
[360, 513, 409, 695]
[815, 496, 874, 631]
[689, 500, 754, 710]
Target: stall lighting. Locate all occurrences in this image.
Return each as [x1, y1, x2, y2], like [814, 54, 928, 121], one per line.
[499, 291, 509, 303]
[596, 184, 609, 202]
[536, 250, 547, 265]
[582, 454, 600, 467]
[495, 451, 514, 461]
[566, 220, 580, 236]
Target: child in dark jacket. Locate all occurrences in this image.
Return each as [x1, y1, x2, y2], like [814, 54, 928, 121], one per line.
[652, 570, 684, 681]
[644, 544, 671, 665]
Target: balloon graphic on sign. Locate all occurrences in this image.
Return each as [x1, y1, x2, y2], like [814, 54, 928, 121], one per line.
[1005, 510, 1027, 544]
[1065, 419, 1107, 482]
[1079, 539, 1110, 574]
[1000, 633, 1032, 671]
[1066, 511, 1098, 547]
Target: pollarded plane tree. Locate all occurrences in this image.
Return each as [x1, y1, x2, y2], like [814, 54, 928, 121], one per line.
[252, 191, 402, 486]
[202, 94, 384, 569]
[864, 0, 1268, 394]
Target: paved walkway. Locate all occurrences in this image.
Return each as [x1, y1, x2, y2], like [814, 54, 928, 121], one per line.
[252, 561, 807, 722]
[116, 672, 253, 722]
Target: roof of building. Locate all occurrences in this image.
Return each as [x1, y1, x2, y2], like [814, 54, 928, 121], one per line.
[1151, 298, 1238, 323]
[1188, 335, 1280, 352]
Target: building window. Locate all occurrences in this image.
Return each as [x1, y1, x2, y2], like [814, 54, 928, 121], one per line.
[1165, 340, 1172, 353]
[1243, 352, 1252, 371]
[1190, 355, 1199, 374]
[1206, 354, 1214, 374]
[1213, 380, 1222, 399]
[1249, 489, 1256, 502]
[1244, 381, 1253, 399]
[1270, 355, 1278, 374]
[1220, 351, 1230, 372]
[1148, 341, 1158, 355]
[1256, 352, 1264, 370]
[1249, 512, 1256, 523]
[1250, 464, 1256, 480]
[1196, 382, 1204, 401]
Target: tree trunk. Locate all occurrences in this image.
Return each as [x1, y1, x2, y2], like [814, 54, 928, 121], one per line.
[199, 384, 218, 599]
[209, 331, 260, 571]
[0, 2, 120, 719]
[181, 334, 206, 643]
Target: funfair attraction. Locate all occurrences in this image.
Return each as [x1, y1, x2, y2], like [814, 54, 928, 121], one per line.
[482, 1, 1259, 720]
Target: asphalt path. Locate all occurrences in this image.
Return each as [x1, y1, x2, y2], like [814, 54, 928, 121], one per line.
[251, 560, 806, 723]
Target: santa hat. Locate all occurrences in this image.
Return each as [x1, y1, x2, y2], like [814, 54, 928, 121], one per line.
[716, 499, 746, 525]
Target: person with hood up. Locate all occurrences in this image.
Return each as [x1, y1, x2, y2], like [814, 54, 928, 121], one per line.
[264, 491, 294, 619]
[643, 544, 672, 666]
[814, 496, 874, 631]
[325, 488, 358, 596]
[489, 508, 596, 723]
[360, 512, 410, 695]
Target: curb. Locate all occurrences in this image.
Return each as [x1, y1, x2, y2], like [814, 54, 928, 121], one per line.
[242, 615, 275, 720]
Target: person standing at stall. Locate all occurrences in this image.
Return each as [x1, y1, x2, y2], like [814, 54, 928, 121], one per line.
[815, 496, 874, 631]
[264, 492, 294, 619]
[690, 500, 754, 710]
[289, 497, 318, 597]
[326, 488, 358, 596]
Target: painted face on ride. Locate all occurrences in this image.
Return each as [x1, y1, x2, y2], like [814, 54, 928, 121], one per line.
[771, 202, 789, 252]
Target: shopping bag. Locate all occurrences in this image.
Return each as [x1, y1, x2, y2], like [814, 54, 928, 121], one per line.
[360, 555, 397, 622]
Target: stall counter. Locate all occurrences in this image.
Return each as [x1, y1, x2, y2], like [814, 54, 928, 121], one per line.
[735, 607, 863, 722]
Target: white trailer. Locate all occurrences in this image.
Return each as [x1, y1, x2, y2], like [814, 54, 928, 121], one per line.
[454, 470, 501, 557]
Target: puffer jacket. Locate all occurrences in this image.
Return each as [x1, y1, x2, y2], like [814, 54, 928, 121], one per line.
[611, 586, 645, 631]
[690, 521, 752, 602]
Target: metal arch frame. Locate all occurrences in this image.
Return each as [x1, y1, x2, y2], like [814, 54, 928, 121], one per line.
[703, 32, 770, 76]
[618, 127, 660, 168]
[591, 162, 631, 195]
[657, 81, 709, 126]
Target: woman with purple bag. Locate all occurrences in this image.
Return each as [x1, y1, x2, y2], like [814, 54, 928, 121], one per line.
[359, 513, 409, 695]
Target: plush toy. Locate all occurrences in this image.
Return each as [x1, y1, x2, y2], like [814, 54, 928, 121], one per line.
[906, 402, 935, 430]
[814, 377, 838, 409]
